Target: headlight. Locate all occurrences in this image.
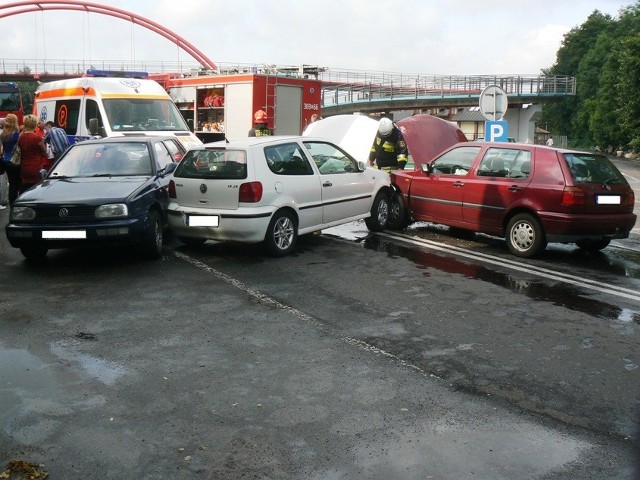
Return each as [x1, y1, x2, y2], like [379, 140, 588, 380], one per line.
[95, 204, 128, 218]
[10, 206, 36, 221]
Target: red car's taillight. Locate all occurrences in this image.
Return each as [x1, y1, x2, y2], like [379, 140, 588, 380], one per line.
[625, 189, 635, 206]
[168, 180, 177, 199]
[239, 181, 263, 203]
[561, 186, 585, 206]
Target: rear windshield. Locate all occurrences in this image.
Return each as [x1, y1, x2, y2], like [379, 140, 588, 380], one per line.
[563, 153, 627, 185]
[174, 148, 247, 179]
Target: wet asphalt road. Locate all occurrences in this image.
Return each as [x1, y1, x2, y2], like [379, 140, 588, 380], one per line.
[1, 207, 639, 479]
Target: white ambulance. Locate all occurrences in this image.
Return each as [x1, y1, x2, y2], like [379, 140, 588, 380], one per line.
[34, 70, 202, 149]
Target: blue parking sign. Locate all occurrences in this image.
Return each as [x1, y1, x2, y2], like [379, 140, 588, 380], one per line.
[485, 121, 508, 142]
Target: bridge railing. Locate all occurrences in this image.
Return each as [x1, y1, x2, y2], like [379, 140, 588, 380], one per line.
[318, 69, 576, 107]
[0, 58, 575, 108]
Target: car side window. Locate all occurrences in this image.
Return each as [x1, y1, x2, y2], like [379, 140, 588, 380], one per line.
[431, 146, 481, 175]
[154, 142, 173, 170]
[302, 141, 359, 174]
[477, 148, 531, 178]
[265, 142, 314, 176]
[163, 140, 184, 162]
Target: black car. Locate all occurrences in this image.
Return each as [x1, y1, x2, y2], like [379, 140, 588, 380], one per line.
[5, 136, 186, 261]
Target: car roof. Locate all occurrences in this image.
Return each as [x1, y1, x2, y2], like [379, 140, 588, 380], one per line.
[193, 135, 331, 150]
[80, 136, 178, 145]
[466, 141, 597, 156]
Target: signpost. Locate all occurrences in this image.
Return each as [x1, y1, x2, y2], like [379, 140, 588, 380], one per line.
[480, 85, 508, 142]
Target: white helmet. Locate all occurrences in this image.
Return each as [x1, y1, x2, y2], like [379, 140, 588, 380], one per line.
[378, 117, 394, 136]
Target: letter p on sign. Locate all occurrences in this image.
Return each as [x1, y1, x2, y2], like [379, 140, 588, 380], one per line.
[486, 121, 508, 142]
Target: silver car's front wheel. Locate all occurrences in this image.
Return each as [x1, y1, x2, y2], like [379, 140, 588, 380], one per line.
[264, 210, 297, 257]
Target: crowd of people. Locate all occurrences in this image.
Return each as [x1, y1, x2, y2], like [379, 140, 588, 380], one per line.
[0, 115, 69, 209]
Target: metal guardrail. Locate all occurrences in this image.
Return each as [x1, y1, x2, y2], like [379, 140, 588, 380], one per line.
[0, 58, 575, 108]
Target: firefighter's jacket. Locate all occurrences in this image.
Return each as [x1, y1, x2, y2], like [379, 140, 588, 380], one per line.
[368, 127, 408, 169]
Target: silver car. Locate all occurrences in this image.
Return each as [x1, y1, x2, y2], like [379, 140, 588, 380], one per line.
[167, 136, 393, 256]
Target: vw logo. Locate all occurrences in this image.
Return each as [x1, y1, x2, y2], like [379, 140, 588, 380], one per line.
[58, 208, 69, 218]
[200, 184, 207, 194]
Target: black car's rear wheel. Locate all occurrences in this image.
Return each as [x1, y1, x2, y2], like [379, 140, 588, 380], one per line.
[140, 211, 163, 259]
[264, 210, 297, 257]
[20, 246, 48, 261]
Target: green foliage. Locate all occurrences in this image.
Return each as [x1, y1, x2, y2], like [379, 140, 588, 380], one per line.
[542, 2, 640, 151]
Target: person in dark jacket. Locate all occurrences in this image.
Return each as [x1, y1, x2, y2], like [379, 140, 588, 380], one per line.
[368, 117, 408, 172]
[248, 110, 272, 137]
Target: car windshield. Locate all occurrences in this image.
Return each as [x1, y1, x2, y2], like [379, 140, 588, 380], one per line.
[48, 142, 153, 178]
[174, 148, 247, 179]
[563, 153, 627, 185]
[103, 98, 190, 132]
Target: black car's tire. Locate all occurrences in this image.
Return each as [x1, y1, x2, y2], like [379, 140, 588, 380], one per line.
[364, 191, 389, 232]
[20, 246, 48, 261]
[506, 213, 546, 258]
[141, 211, 163, 259]
[387, 191, 409, 230]
[575, 238, 610, 252]
[264, 210, 297, 257]
[178, 236, 207, 246]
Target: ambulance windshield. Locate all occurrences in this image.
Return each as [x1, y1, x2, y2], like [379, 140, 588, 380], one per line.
[103, 98, 190, 133]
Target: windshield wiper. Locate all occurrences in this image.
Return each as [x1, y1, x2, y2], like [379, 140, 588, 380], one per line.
[603, 177, 618, 187]
[91, 173, 114, 177]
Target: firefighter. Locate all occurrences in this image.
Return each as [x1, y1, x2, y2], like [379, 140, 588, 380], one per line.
[248, 110, 272, 137]
[368, 117, 408, 171]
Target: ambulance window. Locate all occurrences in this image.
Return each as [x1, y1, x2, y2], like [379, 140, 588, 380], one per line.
[85, 100, 105, 135]
[154, 142, 173, 169]
[56, 100, 80, 135]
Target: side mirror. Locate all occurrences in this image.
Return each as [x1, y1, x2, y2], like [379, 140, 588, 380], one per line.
[88, 118, 100, 136]
[421, 163, 431, 174]
[159, 162, 178, 177]
[39, 168, 48, 179]
[357, 161, 367, 172]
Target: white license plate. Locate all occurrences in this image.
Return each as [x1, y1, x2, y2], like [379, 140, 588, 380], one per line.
[596, 195, 621, 205]
[42, 230, 87, 239]
[188, 215, 219, 227]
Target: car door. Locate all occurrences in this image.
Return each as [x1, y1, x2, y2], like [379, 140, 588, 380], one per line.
[410, 145, 481, 224]
[463, 147, 533, 229]
[302, 141, 372, 224]
[263, 141, 323, 230]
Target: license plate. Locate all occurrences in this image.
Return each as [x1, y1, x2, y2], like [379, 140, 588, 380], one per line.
[188, 215, 219, 227]
[596, 195, 621, 205]
[42, 230, 87, 239]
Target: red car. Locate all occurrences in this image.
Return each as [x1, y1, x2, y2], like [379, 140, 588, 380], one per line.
[388, 142, 637, 258]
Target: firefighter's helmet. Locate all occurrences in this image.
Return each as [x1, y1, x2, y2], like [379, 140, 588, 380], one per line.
[378, 117, 394, 136]
[254, 110, 268, 123]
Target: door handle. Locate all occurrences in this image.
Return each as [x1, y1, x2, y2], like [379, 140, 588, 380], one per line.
[323, 181, 333, 187]
[508, 185, 522, 192]
[452, 181, 464, 187]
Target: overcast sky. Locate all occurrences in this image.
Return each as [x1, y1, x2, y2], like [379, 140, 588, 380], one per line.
[1, 0, 634, 75]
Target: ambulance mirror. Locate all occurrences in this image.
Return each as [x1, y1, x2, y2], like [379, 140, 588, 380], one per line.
[88, 118, 100, 136]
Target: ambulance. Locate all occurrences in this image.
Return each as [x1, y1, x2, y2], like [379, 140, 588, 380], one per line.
[33, 70, 202, 149]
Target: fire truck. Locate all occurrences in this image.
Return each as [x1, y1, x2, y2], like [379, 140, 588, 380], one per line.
[0, 82, 31, 125]
[151, 65, 324, 142]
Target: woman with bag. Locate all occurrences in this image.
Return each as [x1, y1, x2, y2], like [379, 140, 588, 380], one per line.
[1, 113, 21, 206]
[16, 114, 48, 194]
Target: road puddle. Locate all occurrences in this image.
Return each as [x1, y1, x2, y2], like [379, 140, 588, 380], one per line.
[362, 235, 640, 324]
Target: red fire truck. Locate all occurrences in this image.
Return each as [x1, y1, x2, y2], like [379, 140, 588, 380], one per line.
[0, 82, 30, 125]
[151, 65, 323, 142]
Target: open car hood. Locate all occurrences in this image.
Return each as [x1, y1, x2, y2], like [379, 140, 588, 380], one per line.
[303, 114, 467, 169]
[303, 115, 378, 163]
[396, 114, 469, 169]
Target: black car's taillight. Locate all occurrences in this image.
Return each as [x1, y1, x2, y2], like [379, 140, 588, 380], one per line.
[239, 181, 263, 203]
